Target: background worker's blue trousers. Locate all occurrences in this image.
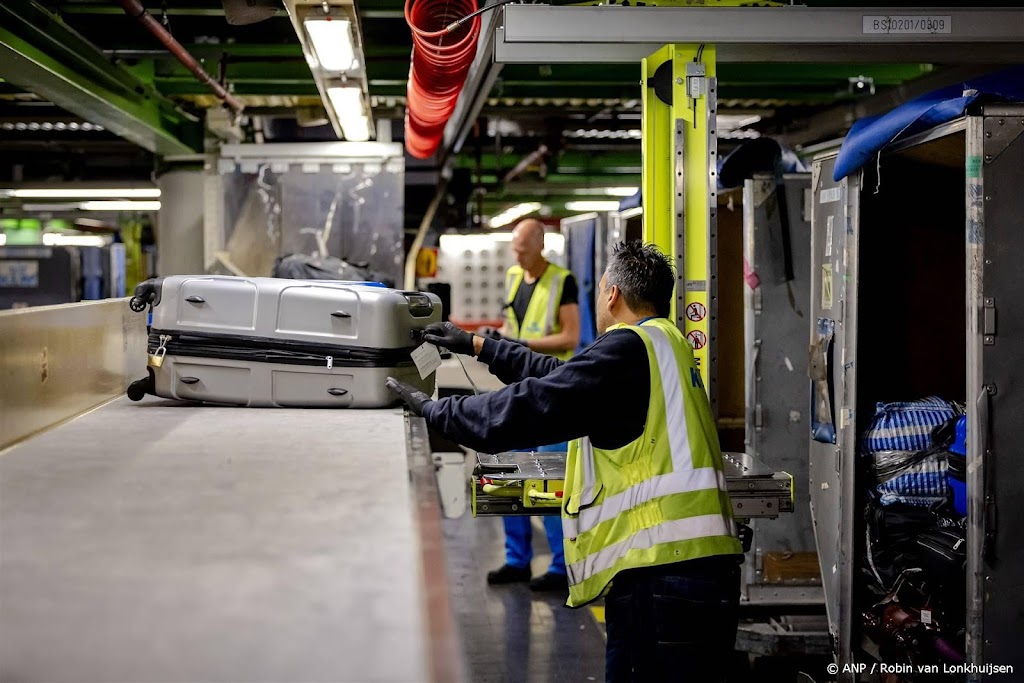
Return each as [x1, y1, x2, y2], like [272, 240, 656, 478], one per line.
[504, 442, 567, 576]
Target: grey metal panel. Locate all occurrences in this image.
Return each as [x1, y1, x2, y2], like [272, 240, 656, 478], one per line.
[965, 114, 986, 675]
[0, 299, 148, 450]
[976, 106, 1024, 677]
[501, 5, 1024, 44]
[808, 156, 859, 668]
[494, 5, 1024, 64]
[742, 174, 819, 597]
[493, 32, 1024, 65]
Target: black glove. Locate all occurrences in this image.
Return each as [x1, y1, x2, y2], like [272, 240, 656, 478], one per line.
[422, 321, 475, 356]
[386, 377, 432, 416]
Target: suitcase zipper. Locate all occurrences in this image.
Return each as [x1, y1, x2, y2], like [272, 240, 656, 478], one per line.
[148, 331, 414, 368]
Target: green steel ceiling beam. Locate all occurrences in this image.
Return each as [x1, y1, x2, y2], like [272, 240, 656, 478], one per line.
[0, 0, 201, 156]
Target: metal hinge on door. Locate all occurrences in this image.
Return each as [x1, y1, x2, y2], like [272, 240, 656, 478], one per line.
[983, 297, 997, 345]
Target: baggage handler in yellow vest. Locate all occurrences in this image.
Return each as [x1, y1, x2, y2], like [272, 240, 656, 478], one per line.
[482, 218, 581, 591]
[483, 218, 580, 362]
[387, 241, 743, 682]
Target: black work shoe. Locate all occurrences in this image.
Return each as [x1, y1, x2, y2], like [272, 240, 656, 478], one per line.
[487, 564, 531, 585]
[529, 572, 569, 592]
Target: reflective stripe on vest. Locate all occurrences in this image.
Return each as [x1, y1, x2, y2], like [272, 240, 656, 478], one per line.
[566, 514, 734, 587]
[562, 325, 730, 539]
[560, 319, 740, 605]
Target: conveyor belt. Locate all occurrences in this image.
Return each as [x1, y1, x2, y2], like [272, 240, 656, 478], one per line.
[0, 397, 444, 683]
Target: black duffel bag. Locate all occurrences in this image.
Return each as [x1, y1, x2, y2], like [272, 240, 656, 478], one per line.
[272, 253, 394, 287]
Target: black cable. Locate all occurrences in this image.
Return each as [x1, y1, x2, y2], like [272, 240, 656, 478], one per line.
[445, 0, 519, 33]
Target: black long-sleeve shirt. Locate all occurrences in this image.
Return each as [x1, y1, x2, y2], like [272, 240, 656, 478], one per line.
[422, 329, 651, 453]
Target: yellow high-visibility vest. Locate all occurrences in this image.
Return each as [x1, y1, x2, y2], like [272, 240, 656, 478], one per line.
[504, 262, 574, 361]
[561, 317, 741, 607]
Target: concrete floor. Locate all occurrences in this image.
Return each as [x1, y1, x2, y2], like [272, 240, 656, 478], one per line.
[441, 512, 606, 683]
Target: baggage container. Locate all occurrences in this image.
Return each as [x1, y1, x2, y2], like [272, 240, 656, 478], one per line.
[126, 275, 440, 408]
[808, 104, 1024, 676]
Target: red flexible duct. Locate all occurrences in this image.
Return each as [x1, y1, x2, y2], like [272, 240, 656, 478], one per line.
[404, 0, 481, 159]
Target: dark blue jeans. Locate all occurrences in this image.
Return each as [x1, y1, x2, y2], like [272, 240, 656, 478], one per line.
[604, 555, 741, 683]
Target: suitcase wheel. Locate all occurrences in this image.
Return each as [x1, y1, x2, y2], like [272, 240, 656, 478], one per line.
[127, 376, 152, 401]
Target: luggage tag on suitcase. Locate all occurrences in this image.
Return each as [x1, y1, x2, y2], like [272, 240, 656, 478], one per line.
[148, 334, 170, 368]
[410, 342, 442, 380]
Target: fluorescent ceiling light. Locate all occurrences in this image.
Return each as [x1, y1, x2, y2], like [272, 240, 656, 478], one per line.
[326, 86, 370, 141]
[716, 114, 762, 132]
[42, 234, 106, 247]
[565, 201, 621, 212]
[488, 202, 543, 229]
[2, 188, 160, 199]
[439, 232, 565, 253]
[79, 201, 161, 211]
[304, 16, 355, 73]
[571, 187, 638, 197]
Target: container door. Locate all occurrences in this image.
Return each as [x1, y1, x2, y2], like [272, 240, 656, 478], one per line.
[560, 213, 600, 350]
[809, 157, 860, 668]
[742, 173, 821, 605]
[967, 105, 1024, 679]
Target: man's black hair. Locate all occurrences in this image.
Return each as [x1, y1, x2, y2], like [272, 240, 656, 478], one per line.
[605, 241, 675, 318]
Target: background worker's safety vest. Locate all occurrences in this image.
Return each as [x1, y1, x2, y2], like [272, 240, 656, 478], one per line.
[560, 317, 742, 607]
[504, 263, 573, 361]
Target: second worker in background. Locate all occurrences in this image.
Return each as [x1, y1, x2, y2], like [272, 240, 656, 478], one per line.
[483, 218, 580, 592]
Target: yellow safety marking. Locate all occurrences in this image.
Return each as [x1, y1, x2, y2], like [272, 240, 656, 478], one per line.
[589, 605, 606, 624]
[642, 43, 717, 395]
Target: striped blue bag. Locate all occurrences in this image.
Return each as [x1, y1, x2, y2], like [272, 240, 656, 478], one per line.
[862, 397, 961, 455]
[874, 451, 949, 507]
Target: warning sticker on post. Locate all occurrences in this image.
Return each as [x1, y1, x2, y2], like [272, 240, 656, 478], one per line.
[410, 342, 442, 380]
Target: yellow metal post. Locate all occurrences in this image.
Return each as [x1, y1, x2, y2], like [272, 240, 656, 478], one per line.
[642, 44, 718, 411]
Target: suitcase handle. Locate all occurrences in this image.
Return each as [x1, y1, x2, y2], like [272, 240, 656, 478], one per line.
[185, 295, 206, 304]
[179, 376, 200, 385]
[327, 388, 349, 396]
[330, 310, 352, 318]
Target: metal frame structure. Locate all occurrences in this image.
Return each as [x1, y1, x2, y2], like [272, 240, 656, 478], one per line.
[807, 106, 1024, 680]
[494, 5, 1024, 64]
[642, 44, 718, 405]
[0, 0, 202, 156]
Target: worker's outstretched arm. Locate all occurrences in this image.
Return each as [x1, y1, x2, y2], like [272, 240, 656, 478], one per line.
[423, 321, 563, 382]
[422, 331, 646, 454]
[521, 303, 580, 355]
[475, 335, 563, 384]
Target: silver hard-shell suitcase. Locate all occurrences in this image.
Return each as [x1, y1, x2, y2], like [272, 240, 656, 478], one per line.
[126, 275, 440, 408]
